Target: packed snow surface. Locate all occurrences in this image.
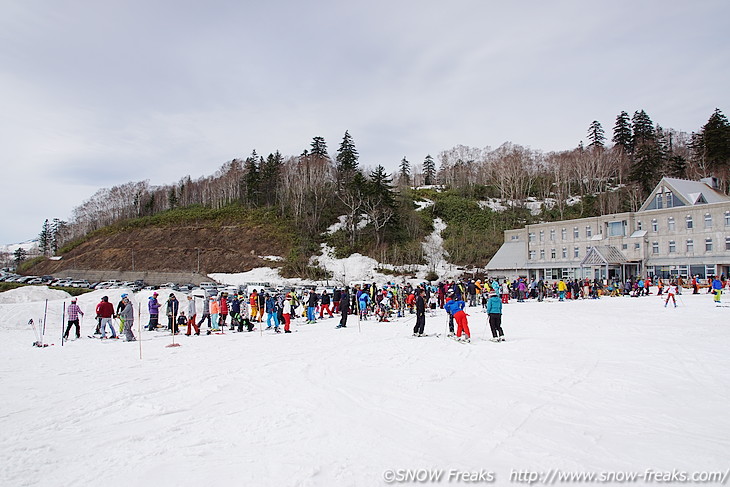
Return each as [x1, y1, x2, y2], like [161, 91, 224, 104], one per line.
[2, 285, 729, 486]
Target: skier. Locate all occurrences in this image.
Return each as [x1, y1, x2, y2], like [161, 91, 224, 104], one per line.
[210, 296, 220, 331]
[166, 293, 179, 331]
[445, 294, 470, 342]
[249, 289, 259, 322]
[218, 293, 229, 328]
[282, 293, 293, 333]
[118, 295, 136, 341]
[358, 291, 370, 320]
[712, 276, 723, 304]
[665, 282, 678, 308]
[336, 287, 350, 328]
[185, 295, 200, 335]
[63, 298, 84, 340]
[265, 293, 280, 332]
[116, 294, 127, 335]
[412, 288, 426, 336]
[306, 290, 318, 324]
[197, 293, 211, 331]
[147, 292, 161, 331]
[319, 290, 334, 319]
[487, 292, 505, 342]
[96, 296, 116, 339]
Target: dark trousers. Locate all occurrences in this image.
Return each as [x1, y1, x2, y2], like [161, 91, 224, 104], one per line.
[488, 313, 503, 338]
[197, 312, 211, 327]
[64, 319, 80, 338]
[147, 314, 159, 331]
[414, 313, 426, 334]
[448, 314, 454, 333]
[340, 310, 348, 327]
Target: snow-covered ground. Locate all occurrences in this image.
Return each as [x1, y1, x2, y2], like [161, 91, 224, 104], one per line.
[2, 286, 730, 486]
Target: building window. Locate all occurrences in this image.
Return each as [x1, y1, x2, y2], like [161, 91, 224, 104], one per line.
[550, 249, 556, 259]
[687, 239, 694, 252]
[539, 230, 544, 242]
[528, 232, 535, 242]
[607, 221, 624, 237]
[540, 249, 545, 259]
[561, 228, 567, 240]
[705, 213, 713, 229]
[622, 243, 628, 250]
[550, 229, 556, 241]
[634, 243, 640, 250]
[637, 221, 643, 231]
[686, 215, 693, 229]
[725, 211, 730, 227]
[651, 219, 658, 232]
[562, 247, 567, 258]
[666, 191, 674, 208]
[529, 250, 536, 260]
[726, 237, 730, 251]
[586, 226, 592, 238]
[573, 227, 579, 238]
[667, 217, 675, 231]
[706, 238, 713, 252]
[652, 242, 659, 254]
[669, 241, 676, 253]
[656, 193, 663, 209]
[574, 247, 579, 258]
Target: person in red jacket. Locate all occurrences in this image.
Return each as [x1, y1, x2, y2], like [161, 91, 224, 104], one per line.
[96, 296, 116, 339]
[218, 293, 229, 327]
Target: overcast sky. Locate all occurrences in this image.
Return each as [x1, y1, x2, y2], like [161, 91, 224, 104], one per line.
[1, 0, 728, 246]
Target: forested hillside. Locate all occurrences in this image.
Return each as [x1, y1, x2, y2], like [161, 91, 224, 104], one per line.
[24, 108, 730, 276]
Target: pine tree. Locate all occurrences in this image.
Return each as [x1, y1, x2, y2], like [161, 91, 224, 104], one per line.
[310, 137, 329, 159]
[51, 218, 65, 254]
[13, 247, 27, 268]
[367, 165, 396, 207]
[168, 187, 178, 209]
[699, 108, 730, 175]
[587, 121, 605, 149]
[612, 111, 633, 153]
[632, 110, 656, 147]
[423, 154, 436, 186]
[668, 154, 688, 179]
[260, 151, 283, 206]
[335, 130, 359, 172]
[38, 219, 51, 256]
[398, 157, 411, 186]
[630, 144, 662, 195]
[243, 150, 260, 206]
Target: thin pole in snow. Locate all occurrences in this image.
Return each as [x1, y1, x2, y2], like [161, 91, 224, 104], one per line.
[41, 299, 48, 347]
[138, 303, 143, 360]
[61, 302, 66, 346]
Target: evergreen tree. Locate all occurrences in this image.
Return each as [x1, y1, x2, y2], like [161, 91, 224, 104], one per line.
[310, 136, 329, 159]
[699, 108, 730, 175]
[423, 154, 437, 186]
[168, 187, 178, 209]
[632, 110, 656, 147]
[398, 157, 411, 186]
[630, 144, 662, 195]
[51, 218, 65, 254]
[612, 111, 633, 153]
[243, 150, 260, 206]
[13, 247, 27, 268]
[367, 165, 396, 207]
[260, 151, 283, 206]
[335, 130, 359, 172]
[587, 121, 605, 149]
[668, 154, 688, 179]
[38, 219, 51, 256]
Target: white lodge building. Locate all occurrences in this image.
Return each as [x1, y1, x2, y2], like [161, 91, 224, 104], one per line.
[486, 177, 730, 281]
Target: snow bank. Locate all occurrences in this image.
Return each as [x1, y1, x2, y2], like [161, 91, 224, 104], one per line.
[0, 285, 71, 304]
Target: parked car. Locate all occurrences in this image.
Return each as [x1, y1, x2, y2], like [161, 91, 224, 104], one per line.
[27, 278, 44, 285]
[70, 280, 91, 288]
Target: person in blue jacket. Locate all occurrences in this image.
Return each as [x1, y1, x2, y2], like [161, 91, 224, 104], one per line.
[487, 292, 505, 342]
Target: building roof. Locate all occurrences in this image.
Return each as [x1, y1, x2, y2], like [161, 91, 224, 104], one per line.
[580, 246, 627, 266]
[486, 241, 526, 271]
[639, 177, 730, 211]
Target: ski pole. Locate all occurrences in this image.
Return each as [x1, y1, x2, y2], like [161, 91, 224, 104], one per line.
[138, 303, 142, 360]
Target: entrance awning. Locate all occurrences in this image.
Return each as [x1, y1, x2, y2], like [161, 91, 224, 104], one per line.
[580, 246, 628, 266]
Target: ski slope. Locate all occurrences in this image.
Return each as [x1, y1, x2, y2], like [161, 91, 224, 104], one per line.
[1, 287, 729, 486]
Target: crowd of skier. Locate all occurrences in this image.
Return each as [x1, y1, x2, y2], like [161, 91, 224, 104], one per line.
[63, 273, 726, 345]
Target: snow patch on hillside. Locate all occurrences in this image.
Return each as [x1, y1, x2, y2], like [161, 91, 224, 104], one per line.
[0, 285, 71, 304]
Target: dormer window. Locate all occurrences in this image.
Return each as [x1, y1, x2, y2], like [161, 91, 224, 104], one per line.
[666, 191, 674, 208]
[656, 193, 663, 209]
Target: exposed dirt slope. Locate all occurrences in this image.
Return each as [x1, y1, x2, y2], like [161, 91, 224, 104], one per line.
[30, 222, 292, 275]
